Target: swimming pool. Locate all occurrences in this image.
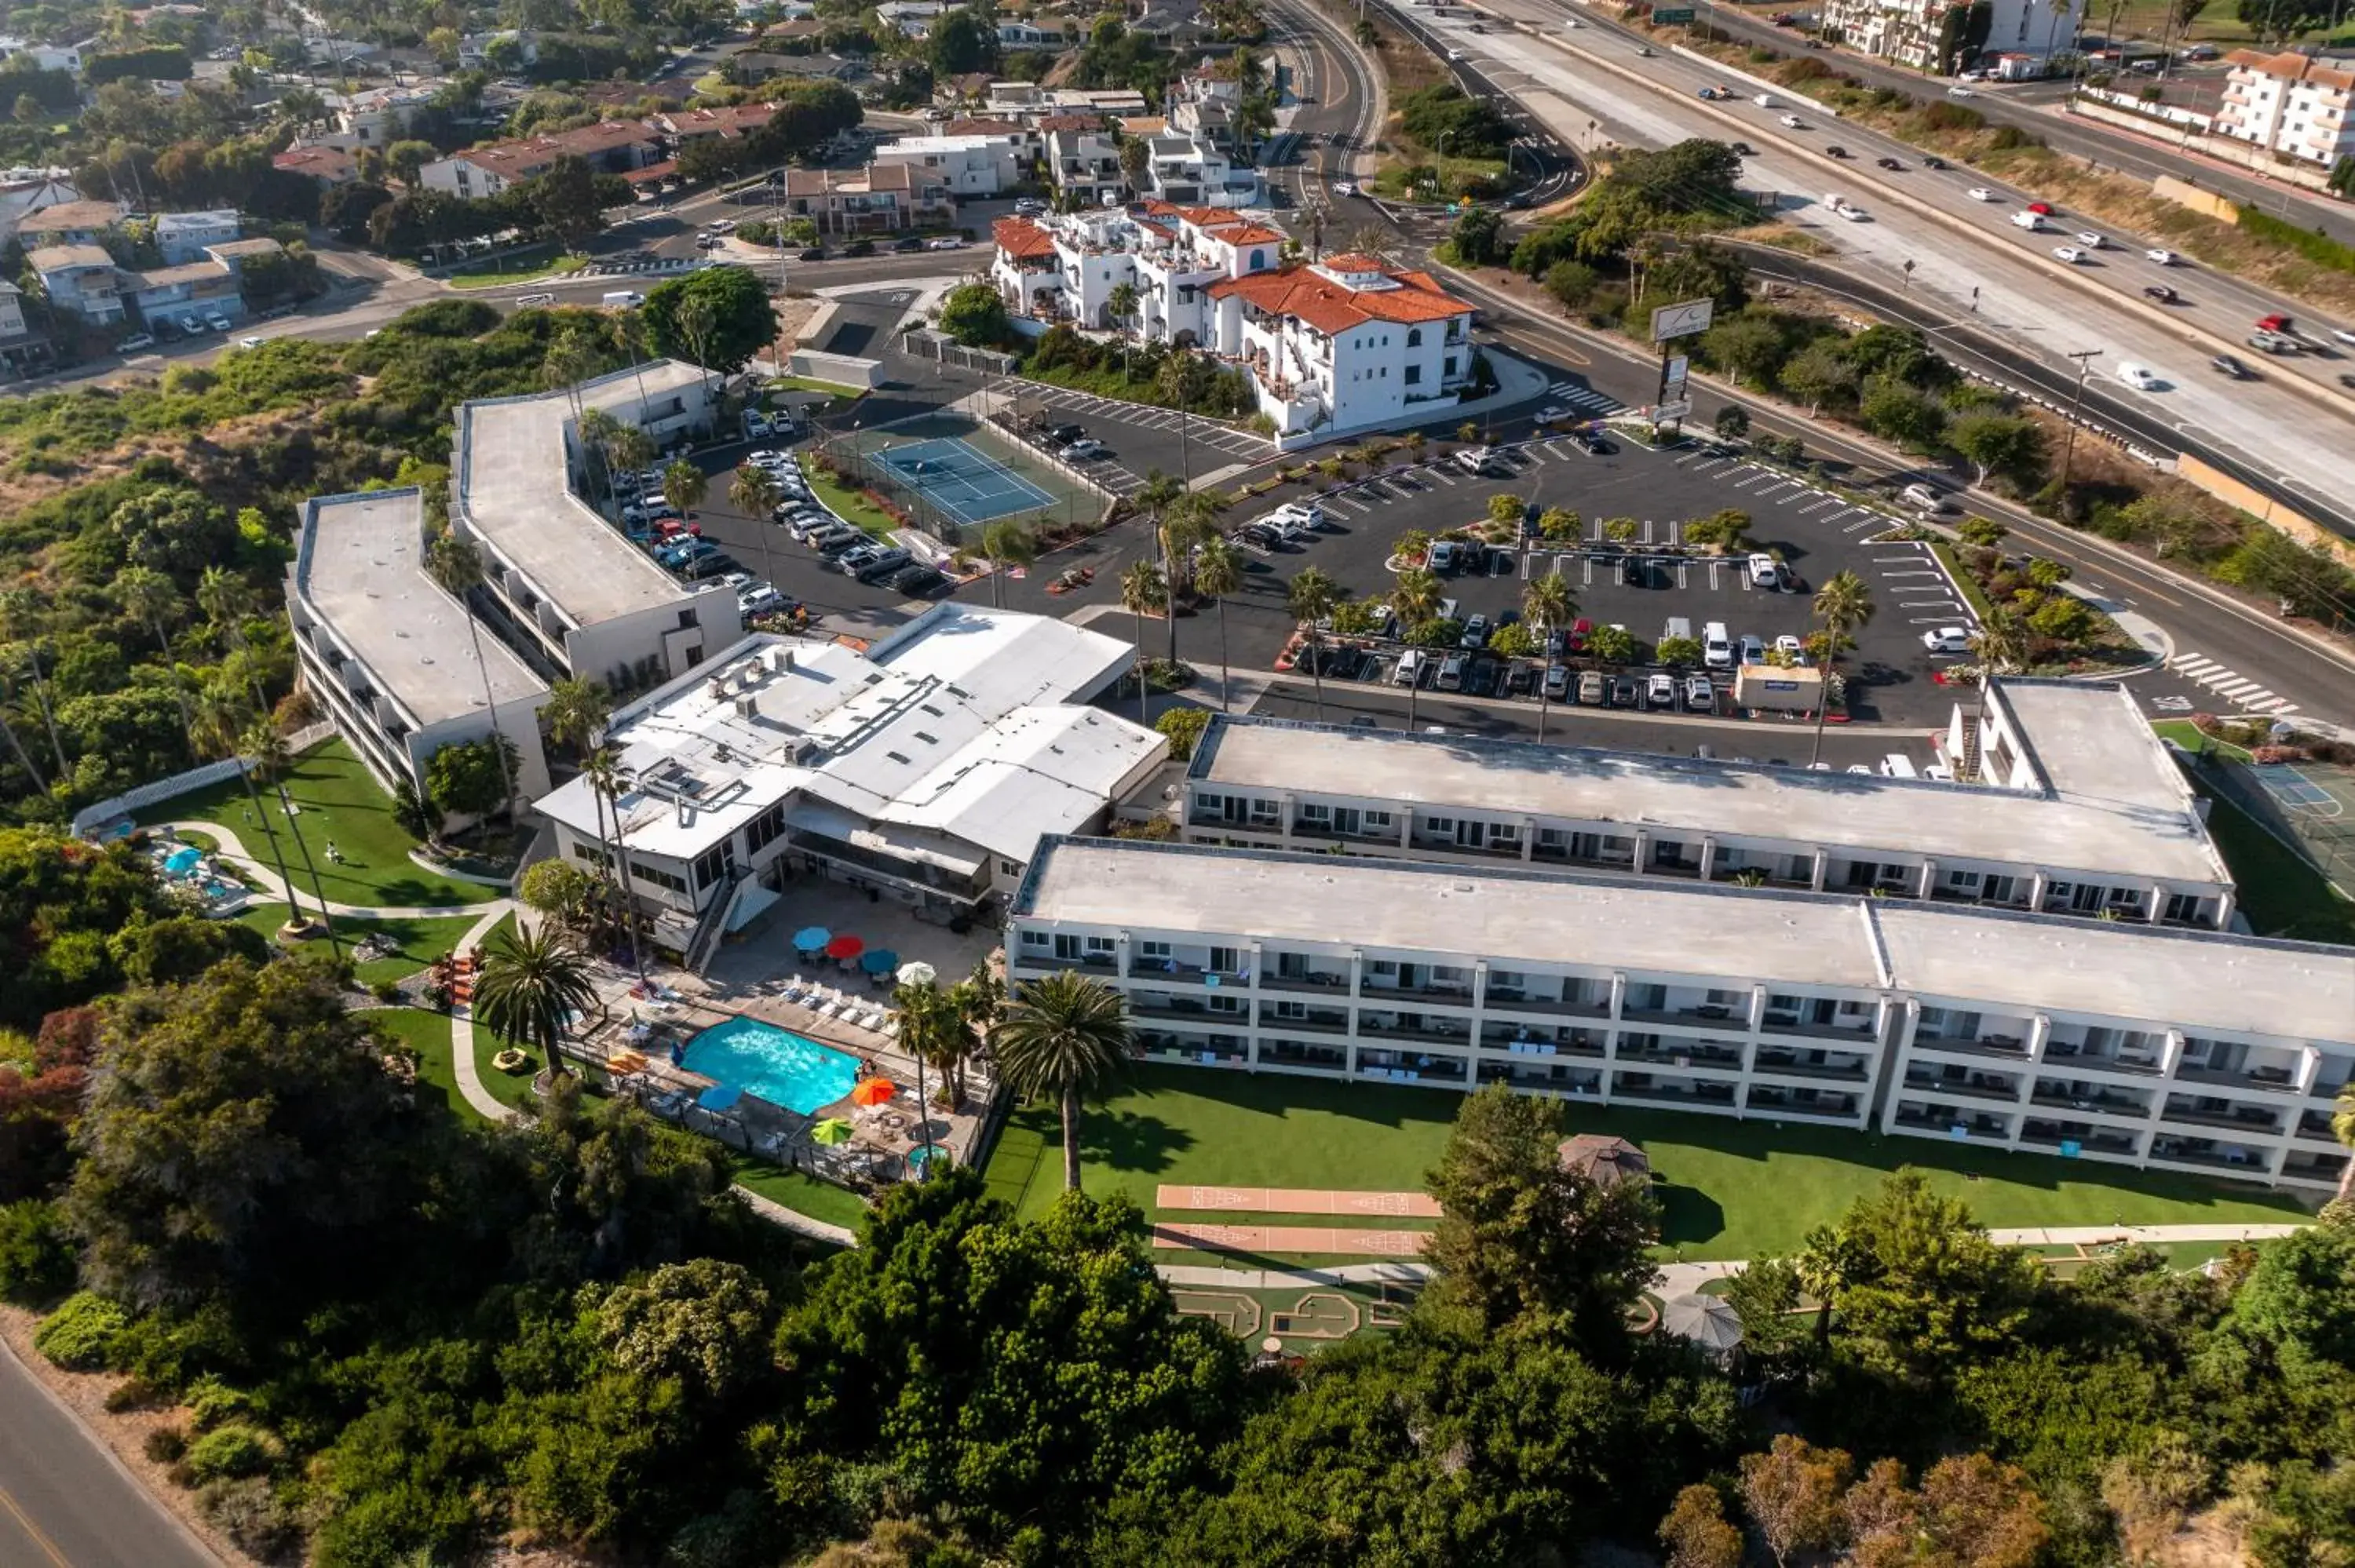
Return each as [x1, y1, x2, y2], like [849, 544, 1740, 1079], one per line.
[683, 1017, 860, 1115]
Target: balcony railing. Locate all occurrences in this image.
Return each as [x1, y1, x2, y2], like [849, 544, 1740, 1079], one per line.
[1360, 983, 1477, 1008]
[2031, 1088, 2152, 1117]
[1258, 1008, 1349, 1036]
[1911, 1031, 2032, 1059]
[1259, 970, 1354, 997]
[1619, 1045, 1746, 1073]
[2160, 1103, 2285, 1135]
[1613, 1080, 1739, 1108]
[1261, 1042, 1346, 1074]
[1622, 1001, 1747, 1027]
[2042, 1045, 2165, 1077]
[1359, 1017, 1473, 1045]
[1482, 989, 1609, 1019]
[1754, 1052, 1871, 1081]
[1896, 1107, 2014, 1136]
[1746, 1092, 1860, 1121]
[1760, 1014, 1879, 1044]
[2148, 1142, 2263, 1172]
[1485, 1031, 1606, 1059]
[2021, 1127, 2141, 1157]
[2174, 1063, 2304, 1095]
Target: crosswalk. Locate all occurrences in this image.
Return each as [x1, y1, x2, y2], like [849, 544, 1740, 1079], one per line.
[2167, 653, 2300, 716]
[1546, 381, 1622, 418]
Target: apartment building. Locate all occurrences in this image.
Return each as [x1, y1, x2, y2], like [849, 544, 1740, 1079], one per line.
[16, 199, 126, 247]
[27, 244, 124, 324]
[2214, 49, 2355, 166]
[1007, 837, 2353, 1191]
[450, 360, 743, 691]
[1820, 0, 2080, 71]
[1175, 684, 2238, 929]
[991, 201, 1287, 342]
[1208, 253, 1476, 439]
[1141, 132, 1259, 206]
[287, 488, 553, 807]
[123, 257, 244, 327]
[871, 132, 1027, 196]
[419, 120, 665, 199]
[531, 608, 1163, 964]
[778, 163, 955, 233]
[1045, 122, 1124, 205]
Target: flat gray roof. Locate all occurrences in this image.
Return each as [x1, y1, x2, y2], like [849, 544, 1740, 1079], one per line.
[1988, 678, 2197, 810]
[455, 360, 709, 627]
[1019, 837, 2355, 1045]
[1189, 707, 2228, 887]
[1019, 837, 1889, 994]
[297, 488, 548, 728]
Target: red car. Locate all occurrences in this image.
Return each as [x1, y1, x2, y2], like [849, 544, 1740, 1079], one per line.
[2026, 200, 2055, 216]
[1568, 617, 1595, 653]
[653, 517, 699, 539]
[2257, 312, 2293, 334]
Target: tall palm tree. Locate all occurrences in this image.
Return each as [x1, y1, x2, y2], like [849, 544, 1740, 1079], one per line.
[1118, 560, 1165, 728]
[1807, 570, 1876, 768]
[191, 687, 300, 924]
[950, 957, 1002, 1103]
[607, 424, 657, 511]
[893, 978, 974, 1150]
[995, 968, 1137, 1191]
[1192, 535, 1243, 713]
[1524, 571, 1576, 744]
[1963, 611, 2029, 781]
[1157, 491, 1220, 669]
[542, 676, 610, 765]
[728, 463, 784, 592]
[1389, 566, 1442, 732]
[242, 720, 341, 957]
[115, 565, 197, 751]
[576, 407, 627, 512]
[584, 745, 650, 990]
[1135, 470, 1187, 663]
[542, 326, 600, 421]
[0, 657, 48, 794]
[473, 923, 600, 1085]
[663, 458, 707, 520]
[978, 519, 1035, 607]
[0, 589, 68, 779]
[1287, 566, 1343, 724]
[424, 531, 518, 821]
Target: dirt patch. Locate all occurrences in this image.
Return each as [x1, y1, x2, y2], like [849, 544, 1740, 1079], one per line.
[1725, 223, 1837, 255]
[774, 294, 822, 352]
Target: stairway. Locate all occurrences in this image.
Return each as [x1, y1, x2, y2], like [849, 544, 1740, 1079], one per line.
[448, 953, 477, 1008]
[1958, 716, 1984, 783]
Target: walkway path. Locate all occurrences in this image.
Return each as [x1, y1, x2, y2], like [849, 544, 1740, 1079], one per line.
[157, 820, 507, 921]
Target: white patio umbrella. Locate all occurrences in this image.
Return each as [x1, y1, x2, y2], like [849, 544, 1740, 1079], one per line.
[1659, 1293, 1744, 1353]
[895, 960, 938, 987]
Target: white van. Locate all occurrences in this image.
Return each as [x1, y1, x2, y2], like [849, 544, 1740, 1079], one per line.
[603, 290, 645, 308]
[1754, 92, 1776, 108]
[1663, 615, 1692, 644]
[1702, 620, 1733, 671]
[1879, 754, 1920, 779]
[2010, 211, 2046, 231]
[1393, 649, 1427, 687]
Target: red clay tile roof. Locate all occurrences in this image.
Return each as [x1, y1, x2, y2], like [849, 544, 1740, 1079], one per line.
[944, 116, 1027, 135]
[1320, 252, 1386, 271]
[1035, 113, 1108, 132]
[1207, 263, 1470, 334]
[272, 144, 360, 181]
[992, 215, 1057, 259]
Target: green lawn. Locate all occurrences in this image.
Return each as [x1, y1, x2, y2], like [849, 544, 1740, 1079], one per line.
[984, 1066, 2310, 1262]
[236, 905, 481, 987]
[2151, 720, 2255, 761]
[765, 374, 867, 399]
[1929, 539, 1997, 621]
[799, 454, 900, 538]
[367, 1006, 486, 1127]
[445, 248, 588, 290]
[2185, 774, 2355, 944]
[728, 1156, 872, 1231]
[138, 739, 491, 910]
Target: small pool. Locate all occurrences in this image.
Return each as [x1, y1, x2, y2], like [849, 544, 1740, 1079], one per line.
[683, 1017, 860, 1115]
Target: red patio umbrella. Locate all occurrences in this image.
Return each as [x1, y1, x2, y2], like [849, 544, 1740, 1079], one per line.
[852, 1078, 896, 1107]
[825, 934, 865, 961]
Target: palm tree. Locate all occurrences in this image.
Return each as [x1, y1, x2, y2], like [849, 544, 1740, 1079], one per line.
[607, 424, 657, 509]
[1963, 611, 2028, 780]
[978, 519, 1035, 607]
[950, 957, 1002, 1103]
[893, 979, 974, 1150]
[542, 676, 610, 765]
[995, 968, 1137, 1191]
[1117, 560, 1165, 727]
[1158, 491, 1220, 669]
[424, 531, 518, 821]
[0, 658, 46, 794]
[0, 589, 68, 779]
[1287, 566, 1343, 724]
[191, 687, 301, 924]
[663, 458, 708, 520]
[473, 923, 600, 1085]
[542, 326, 600, 421]
[115, 564, 196, 747]
[1388, 566, 1442, 732]
[1807, 570, 1876, 768]
[1524, 571, 1576, 744]
[242, 720, 341, 957]
[728, 463, 784, 591]
[585, 745, 650, 990]
[1402, 428, 1428, 467]
[576, 407, 627, 512]
[1192, 535, 1244, 713]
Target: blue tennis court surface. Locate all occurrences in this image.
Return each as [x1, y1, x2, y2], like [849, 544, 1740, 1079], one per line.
[878, 436, 1057, 525]
[2251, 764, 2340, 813]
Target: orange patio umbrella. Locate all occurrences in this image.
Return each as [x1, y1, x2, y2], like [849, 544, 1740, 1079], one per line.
[852, 1078, 897, 1107]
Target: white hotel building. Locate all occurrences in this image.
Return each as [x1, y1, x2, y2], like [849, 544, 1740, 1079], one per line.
[2214, 49, 2355, 168]
[287, 487, 553, 805]
[451, 360, 743, 692]
[991, 207, 1474, 440]
[531, 607, 1164, 965]
[1173, 683, 2240, 930]
[1009, 837, 2355, 1192]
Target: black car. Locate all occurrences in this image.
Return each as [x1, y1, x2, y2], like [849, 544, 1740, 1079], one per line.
[1732, 140, 1757, 156]
[853, 548, 914, 583]
[1826, 145, 1849, 159]
[844, 239, 877, 257]
[1568, 430, 1616, 455]
[1046, 422, 1085, 447]
[1505, 663, 1535, 697]
[1875, 155, 1903, 170]
[1922, 155, 1948, 170]
[1466, 657, 1501, 696]
[1610, 676, 1639, 709]
[2213, 353, 2251, 379]
[797, 246, 827, 261]
[890, 563, 947, 596]
[1620, 556, 1647, 587]
[892, 235, 924, 252]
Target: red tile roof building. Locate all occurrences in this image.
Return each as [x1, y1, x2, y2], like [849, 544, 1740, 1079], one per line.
[418, 120, 664, 199]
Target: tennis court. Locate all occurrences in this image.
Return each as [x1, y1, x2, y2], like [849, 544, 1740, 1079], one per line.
[875, 436, 1057, 526]
[2251, 764, 2344, 816]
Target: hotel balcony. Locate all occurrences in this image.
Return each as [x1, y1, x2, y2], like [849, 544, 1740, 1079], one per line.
[2298, 1108, 2346, 1144]
[1617, 1036, 1746, 1074]
[1139, 1029, 1247, 1066]
[2160, 1096, 2287, 1137]
[1753, 1048, 1871, 1082]
[1257, 1005, 1349, 1036]
[1910, 1028, 2034, 1060]
[1482, 1023, 1607, 1058]
[2029, 1081, 2154, 1118]
[2020, 1119, 2142, 1158]
[1612, 1074, 1739, 1110]
[1358, 1013, 1474, 1046]
[1481, 985, 1610, 1020]
[1759, 1011, 1880, 1045]
[1357, 1047, 1470, 1085]
[2280, 1150, 2352, 1187]
[2172, 1057, 2307, 1096]
[1745, 1086, 1862, 1121]
[1258, 965, 1355, 997]
[1893, 1102, 2014, 1139]
[1904, 1069, 2021, 1102]
[2148, 1135, 2267, 1172]
[1477, 1059, 1605, 1096]
[1260, 1038, 1348, 1074]
[1130, 996, 1245, 1026]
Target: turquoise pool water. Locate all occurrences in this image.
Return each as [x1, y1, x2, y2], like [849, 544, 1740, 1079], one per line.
[683, 1018, 860, 1114]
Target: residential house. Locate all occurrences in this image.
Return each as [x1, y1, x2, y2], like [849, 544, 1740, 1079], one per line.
[16, 199, 126, 248]
[272, 144, 363, 186]
[313, 85, 439, 151]
[0, 175, 81, 247]
[531, 607, 1165, 961]
[287, 487, 553, 808]
[418, 120, 664, 199]
[871, 131, 1027, 195]
[1142, 131, 1258, 206]
[125, 258, 243, 329]
[155, 209, 239, 264]
[1007, 835, 2355, 1191]
[778, 162, 953, 234]
[0, 280, 28, 339]
[991, 200, 1285, 342]
[0, 36, 81, 71]
[27, 243, 125, 325]
[999, 16, 1074, 46]
[874, 0, 945, 35]
[1045, 122, 1123, 205]
[657, 104, 780, 148]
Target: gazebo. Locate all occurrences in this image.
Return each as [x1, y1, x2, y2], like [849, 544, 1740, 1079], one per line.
[1557, 1133, 1652, 1188]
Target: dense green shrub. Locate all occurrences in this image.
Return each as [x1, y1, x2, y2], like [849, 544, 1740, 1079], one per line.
[0, 1199, 75, 1304]
[34, 1290, 128, 1369]
[2239, 205, 2355, 275]
[184, 1424, 272, 1482]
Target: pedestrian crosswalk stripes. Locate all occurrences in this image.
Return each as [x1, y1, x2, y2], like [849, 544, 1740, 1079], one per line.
[2168, 654, 2299, 716]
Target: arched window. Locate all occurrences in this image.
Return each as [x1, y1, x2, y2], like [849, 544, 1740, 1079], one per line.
[1407, 327, 1423, 347]
[1251, 249, 1265, 269]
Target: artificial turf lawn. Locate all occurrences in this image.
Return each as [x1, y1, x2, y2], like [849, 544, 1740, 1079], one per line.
[139, 739, 490, 909]
[981, 1065, 2311, 1262]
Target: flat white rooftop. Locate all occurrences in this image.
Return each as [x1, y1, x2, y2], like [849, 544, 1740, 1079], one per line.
[1188, 702, 2229, 887]
[1020, 837, 1889, 994]
[1018, 838, 2355, 1045]
[1987, 678, 2199, 811]
[535, 605, 1157, 866]
[295, 488, 548, 729]
[455, 359, 711, 628]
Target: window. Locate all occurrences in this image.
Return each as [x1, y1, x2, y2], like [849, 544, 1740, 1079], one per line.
[571, 840, 612, 868]
[1404, 365, 1422, 385]
[1408, 327, 1422, 346]
[1299, 803, 1331, 823]
[1364, 810, 1393, 832]
[691, 843, 736, 890]
[631, 861, 688, 895]
[1444, 356, 1458, 375]
[1248, 797, 1281, 827]
[999, 859, 1021, 877]
[677, 608, 699, 629]
[1052, 932, 1084, 961]
[1085, 935, 1115, 956]
[1423, 815, 1455, 834]
[747, 802, 787, 855]
[1021, 929, 1050, 949]
[1141, 939, 1171, 959]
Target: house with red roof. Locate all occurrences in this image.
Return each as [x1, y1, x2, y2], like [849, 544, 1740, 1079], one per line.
[1207, 255, 1475, 439]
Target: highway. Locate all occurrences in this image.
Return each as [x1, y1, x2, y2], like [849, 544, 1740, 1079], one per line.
[1383, 0, 2355, 535]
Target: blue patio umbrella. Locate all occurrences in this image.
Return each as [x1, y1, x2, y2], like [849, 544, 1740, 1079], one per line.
[698, 1083, 743, 1113]
[859, 947, 900, 975]
[791, 925, 831, 953]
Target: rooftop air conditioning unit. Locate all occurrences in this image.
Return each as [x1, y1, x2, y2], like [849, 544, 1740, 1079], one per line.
[707, 678, 727, 701]
[735, 695, 758, 720]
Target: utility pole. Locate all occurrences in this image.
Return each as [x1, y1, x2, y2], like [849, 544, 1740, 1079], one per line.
[2055, 348, 2102, 498]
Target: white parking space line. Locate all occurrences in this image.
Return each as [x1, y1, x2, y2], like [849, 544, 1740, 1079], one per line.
[1429, 469, 1459, 485]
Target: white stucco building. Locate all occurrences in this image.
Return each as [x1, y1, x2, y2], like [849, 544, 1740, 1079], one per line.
[1821, 0, 2081, 71]
[871, 131, 1027, 195]
[531, 607, 1166, 965]
[991, 201, 1289, 343]
[1208, 253, 1476, 439]
[2214, 49, 2355, 166]
[451, 361, 743, 692]
[1008, 835, 2354, 1191]
[287, 487, 553, 807]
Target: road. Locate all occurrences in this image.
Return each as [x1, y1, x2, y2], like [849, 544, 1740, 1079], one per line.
[0, 1333, 219, 1568]
[1684, 2, 2355, 250]
[1386, 0, 2355, 535]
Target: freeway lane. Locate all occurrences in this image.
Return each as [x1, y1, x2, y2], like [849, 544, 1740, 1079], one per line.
[1446, 272, 2355, 727]
[1390, 0, 2355, 534]
[0, 1332, 219, 1568]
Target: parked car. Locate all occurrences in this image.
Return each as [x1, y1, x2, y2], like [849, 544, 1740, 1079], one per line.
[1739, 633, 1768, 665]
[1747, 552, 1782, 588]
[1437, 652, 1467, 691]
[1922, 625, 1972, 653]
[1393, 648, 1427, 687]
[844, 239, 877, 257]
[798, 246, 827, 261]
[1543, 664, 1570, 701]
[1459, 613, 1490, 649]
[925, 235, 966, 250]
[1773, 633, 1811, 665]
[1646, 673, 1677, 708]
[1568, 430, 1614, 455]
[892, 235, 925, 251]
[1610, 676, 1639, 708]
[1684, 674, 1716, 712]
[203, 312, 232, 332]
[853, 548, 914, 582]
[1620, 556, 1647, 587]
[891, 563, 947, 596]
[1429, 539, 1465, 573]
[1703, 621, 1732, 670]
[115, 332, 154, 352]
[1062, 438, 1107, 460]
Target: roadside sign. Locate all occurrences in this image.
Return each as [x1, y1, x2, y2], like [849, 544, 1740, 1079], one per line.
[1662, 353, 1689, 403]
[1651, 399, 1693, 422]
[1652, 6, 1696, 20]
[1650, 299, 1714, 341]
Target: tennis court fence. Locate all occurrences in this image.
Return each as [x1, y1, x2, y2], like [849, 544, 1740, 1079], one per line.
[2188, 752, 2355, 895]
[903, 329, 1019, 376]
[814, 410, 1106, 548]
